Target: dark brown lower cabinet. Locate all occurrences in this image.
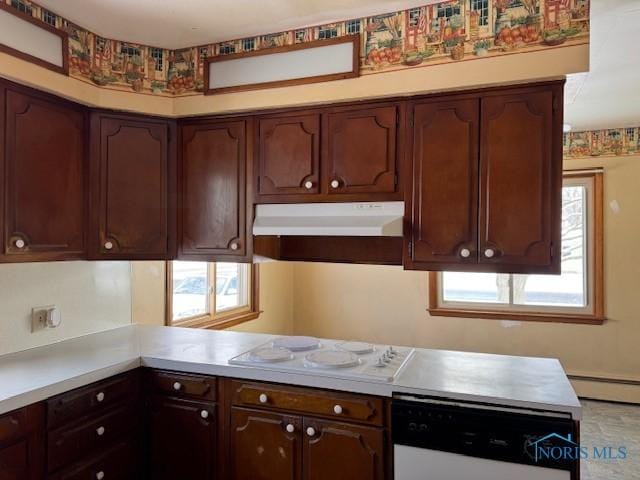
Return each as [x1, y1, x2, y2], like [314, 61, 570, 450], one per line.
[0, 404, 45, 480]
[230, 408, 302, 480]
[147, 395, 217, 480]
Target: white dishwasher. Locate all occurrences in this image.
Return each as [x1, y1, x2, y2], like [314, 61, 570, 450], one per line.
[392, 395, 577, 480]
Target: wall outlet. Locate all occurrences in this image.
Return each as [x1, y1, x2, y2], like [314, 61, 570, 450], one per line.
[31, 305, 61, 332]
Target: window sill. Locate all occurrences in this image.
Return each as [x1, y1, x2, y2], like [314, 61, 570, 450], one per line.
[427, 307, 606, 325]
[171, 311, 262, 330]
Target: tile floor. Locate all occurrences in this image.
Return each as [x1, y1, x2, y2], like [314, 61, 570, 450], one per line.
[580, 400, 640, 479]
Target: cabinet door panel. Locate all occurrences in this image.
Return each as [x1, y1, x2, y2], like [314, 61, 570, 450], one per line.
[0, 404, 45, 480]
[408, 99, 479, 268]
[480, 90, 558, 269]
[258, 114, 320, 196]
[230, 408, 301, 480]
[180, 120, 248, 260]
[325, 106, 397, 195]
[90, 115, 172, 259]
[303, 418, 384, 480]
[2, 89, 85, 260]
[147, 396, 216, 480]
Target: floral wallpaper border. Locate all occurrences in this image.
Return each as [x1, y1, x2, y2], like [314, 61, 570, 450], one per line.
[564, 127, 640, 159]
[4, 0, 589, 97]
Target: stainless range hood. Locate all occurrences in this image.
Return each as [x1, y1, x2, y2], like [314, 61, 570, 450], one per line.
[252, 202, 404, 237]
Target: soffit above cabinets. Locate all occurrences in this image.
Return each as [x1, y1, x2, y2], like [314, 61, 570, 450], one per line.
[35, 0, 437, 50]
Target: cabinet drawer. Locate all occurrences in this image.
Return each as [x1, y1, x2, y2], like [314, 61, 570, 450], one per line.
[48, 404, 137, 472]
[0, 406, 32, 446]
[146, 370, 217, 401]
[230, 381, 384, 426]
[48, 437, 137, 480]
[47, 371, 138, 429]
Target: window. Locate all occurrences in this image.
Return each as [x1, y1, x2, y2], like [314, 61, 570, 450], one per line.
[121, 44, 140, 59]
[295, 30, 306, 43]
[346, 20, 361, 34]
[471, 0, 489, 26]
[95, 36, 107, 54]
[42, 9, 57, 26]
[219, 43, 236, 55]
[437, 3, 461, 19]
[408, 8, 421, 27]
[430, 173, 604, 324]
[242, 38, 255, 51]
[149, 47, 163, 71]
[318, 26, 338, 40]
[11, 0, 32, 15]
[167, 261, 260, 329]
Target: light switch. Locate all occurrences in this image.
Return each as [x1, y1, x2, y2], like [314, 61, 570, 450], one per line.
[31, 305, 61, 332]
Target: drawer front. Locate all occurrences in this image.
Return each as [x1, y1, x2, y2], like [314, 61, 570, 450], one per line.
[230, 381, 384, 426]
[146, 370, 217, 401]
[47, 371, 138, 429]
[0, 409, 29, 447]
[48, 404, 137, 472]
[48, 437, 137, 480]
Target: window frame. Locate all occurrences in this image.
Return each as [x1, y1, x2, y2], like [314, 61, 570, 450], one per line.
[428, 172, 605, 325]
[166, 262, 260, 330]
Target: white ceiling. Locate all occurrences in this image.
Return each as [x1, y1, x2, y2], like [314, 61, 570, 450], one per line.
[36, 0, 638, 131]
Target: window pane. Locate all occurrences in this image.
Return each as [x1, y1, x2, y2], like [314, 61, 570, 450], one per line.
[442, 272, 509, 304]
[514, 185, 587, 307]
[216, 263, 250, 313]
[172, 261, 208, 320]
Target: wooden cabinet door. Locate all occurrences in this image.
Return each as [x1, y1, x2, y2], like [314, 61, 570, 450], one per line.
[0, 404, 45, 480]
[89, 114, 175, 259]
[324, 105, 398, 196]
[147, 396, 216, 480]
[303, 418, 384, 480]
[230, 408, 301, 480]
[180, 120, 250, 261]
[1, 88, 86, 261]
[407, 98, 479, 269]
[257, 114, 320, 198]
[479, 87, 561, 272]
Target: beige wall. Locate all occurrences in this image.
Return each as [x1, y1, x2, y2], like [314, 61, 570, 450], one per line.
[0, 261, 132, 355]
[292, 155, 640, 402]
[131, 260, 295, 335]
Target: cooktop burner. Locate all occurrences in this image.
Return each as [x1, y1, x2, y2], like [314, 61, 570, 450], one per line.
[228, 336, 415, 383]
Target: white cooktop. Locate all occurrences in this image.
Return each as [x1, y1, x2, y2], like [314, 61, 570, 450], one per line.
[228, 336, 415, 383]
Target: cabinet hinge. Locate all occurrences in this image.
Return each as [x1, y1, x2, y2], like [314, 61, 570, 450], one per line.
[394, 172, 398, 186]
[408, 241, 412, 257]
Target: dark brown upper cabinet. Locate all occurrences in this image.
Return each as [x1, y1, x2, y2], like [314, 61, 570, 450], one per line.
[324, 105, 399, 197]
[406, 81, 563, 274]
[407, 97, 479, 269]
[257, 113, 320, 198]
[479, 87, 561, 272]
[1, 85, 86, 262]
[179, 119, 251, 262]
[89, 113, 176, 260]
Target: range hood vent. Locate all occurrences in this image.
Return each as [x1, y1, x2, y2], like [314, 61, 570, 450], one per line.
[253, 202, 404, 237]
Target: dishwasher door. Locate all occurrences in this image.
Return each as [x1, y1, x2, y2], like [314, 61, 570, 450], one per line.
[394, 445, 572, 480]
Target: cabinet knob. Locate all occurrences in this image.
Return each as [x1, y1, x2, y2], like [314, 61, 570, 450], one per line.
[230, 242, 240, 251]
[285, 423, 295, 433]
[460, 248, 471, 258]
[258, 393, 268, 404]
[330, 179, 340, 189]
[14, 238, 25, 249]
[96, 472, 105, 480]
[304, 181, 314, 190]
[104, 241, 113, 250]
[484, 248, 495, 258]
[173, 381, 182, 391]
[96, 426, 105, 436]
[96, 392, 105, 403]
[333, 404, 343, 415]
[200, 410, 209, 419]
[306, 427, 316, 437]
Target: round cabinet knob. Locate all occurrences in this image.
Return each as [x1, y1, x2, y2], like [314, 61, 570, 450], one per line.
[104, 241, 113, 250]
[230, 242, 239, 251]
[96, 392, 105, 403]
[330, 179, 340, 189]
[304, 181, 314, 190]
[285, 423, 295, 433]
[173, 382, 182, 391]
[96, 472, 105, 480]
[333, 405, 343, 415]
[306, 427, 316, 437]
[460, 248, 471, 258]
[484, 248, 495, 258]
[14, 238, 25, 249]
[200, 410, 209, 419]
[259, 393, 268, 404]
[96, 426, 105, 436]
